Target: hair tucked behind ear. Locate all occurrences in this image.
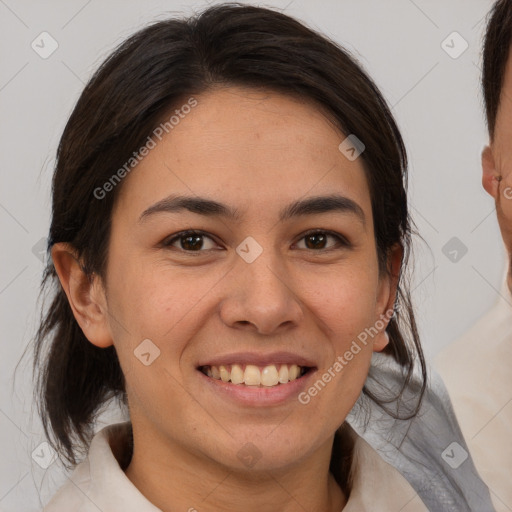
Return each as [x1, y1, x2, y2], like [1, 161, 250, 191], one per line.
[31, 270, 127, 466]
[27, 2, 426, 471]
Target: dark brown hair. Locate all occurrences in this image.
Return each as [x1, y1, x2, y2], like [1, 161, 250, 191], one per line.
[29, 2, 426, 478]
[483, 0, 512, 139]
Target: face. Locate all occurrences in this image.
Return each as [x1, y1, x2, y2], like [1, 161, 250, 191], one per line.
[482, 52, 512, 291]
[63, 86, 398, 473]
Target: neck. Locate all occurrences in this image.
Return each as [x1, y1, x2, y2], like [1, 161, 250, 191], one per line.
[124, 419, 349, 512]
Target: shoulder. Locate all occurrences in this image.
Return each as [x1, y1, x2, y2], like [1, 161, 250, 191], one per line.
[342, 425, 427, 511]
[434, 288, 512, 440]
[43, 456, 93, 511]
[43, 422, 161, 512]
[434, 286, 512, 510]
[436, 286, 512, 382]
[346, 352, 496, 511]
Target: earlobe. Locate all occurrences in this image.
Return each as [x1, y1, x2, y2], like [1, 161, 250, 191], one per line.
[51, 243, 113, 348]
[373, 330, 390, 353]
[482, 145, 500, 198]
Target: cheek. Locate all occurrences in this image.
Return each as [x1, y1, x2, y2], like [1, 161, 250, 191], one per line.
[500, 177, 512, 215]
[298, 278, 377, 429]
[497, 179, 512, 250]
[106, 262, 209, 415]
[306, 265, 379, 337]
[114, 274, 210, 352]
[304, 266, 379, 386]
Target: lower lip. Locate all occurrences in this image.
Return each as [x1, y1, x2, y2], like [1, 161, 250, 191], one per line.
[197, 368, 317, 407]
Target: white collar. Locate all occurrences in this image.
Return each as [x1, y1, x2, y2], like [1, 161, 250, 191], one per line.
[44, 421, 425, 511]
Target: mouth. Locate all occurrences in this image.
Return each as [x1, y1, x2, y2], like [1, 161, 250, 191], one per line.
[198, 363, 314, 387]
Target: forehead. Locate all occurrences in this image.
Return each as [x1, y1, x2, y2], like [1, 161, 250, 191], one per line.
[113, 86, 372, 223]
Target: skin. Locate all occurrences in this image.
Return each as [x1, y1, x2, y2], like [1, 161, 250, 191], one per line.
[482, 52, 512, 294]
[52, 86, 401, 512]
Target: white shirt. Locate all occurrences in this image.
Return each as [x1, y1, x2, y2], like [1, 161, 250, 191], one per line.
[43, 421, 427, 512]
[435, 276, 512, 512]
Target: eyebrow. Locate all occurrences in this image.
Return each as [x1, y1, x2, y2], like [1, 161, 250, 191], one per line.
[138, 193, 366, 225]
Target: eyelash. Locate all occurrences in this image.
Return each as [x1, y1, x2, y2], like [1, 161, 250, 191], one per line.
[161, 229, 351, 254]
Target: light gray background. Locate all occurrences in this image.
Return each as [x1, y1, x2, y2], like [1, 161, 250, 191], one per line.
[0, 0, 504, 510]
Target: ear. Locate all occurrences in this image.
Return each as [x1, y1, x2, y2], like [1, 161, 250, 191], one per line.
[51, 242, 113, 348]
[482, 145, 500, 199]
[373, 243, 403, 353]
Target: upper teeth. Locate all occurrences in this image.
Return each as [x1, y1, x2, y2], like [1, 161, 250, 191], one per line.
[202, 363, 306, 387]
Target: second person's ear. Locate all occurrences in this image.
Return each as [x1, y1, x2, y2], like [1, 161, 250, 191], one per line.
[482, 145, 501, 199]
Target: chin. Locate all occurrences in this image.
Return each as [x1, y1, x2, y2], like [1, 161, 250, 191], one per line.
[220, 430, 323, 473]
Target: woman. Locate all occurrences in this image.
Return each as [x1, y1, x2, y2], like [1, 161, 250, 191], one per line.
[32, 3, 493, 511]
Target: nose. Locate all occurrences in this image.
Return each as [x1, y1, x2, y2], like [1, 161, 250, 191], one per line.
[219, 247, 304, 335]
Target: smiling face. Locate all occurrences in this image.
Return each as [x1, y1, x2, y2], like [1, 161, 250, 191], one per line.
[60, 86, 398, 478]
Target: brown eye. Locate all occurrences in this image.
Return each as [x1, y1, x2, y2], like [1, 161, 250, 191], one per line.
[162, 228, 350, 255]
[304, 232, 328, 250]
[295, 230, 350, 251]
[163, 230, 219, 252]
